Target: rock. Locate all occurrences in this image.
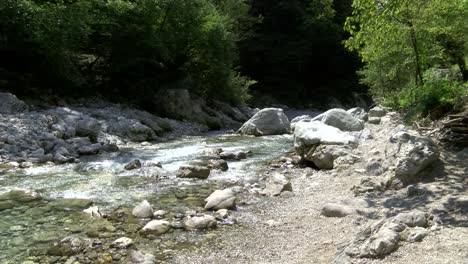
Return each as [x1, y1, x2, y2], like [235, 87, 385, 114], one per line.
[369, 106, 387, 118]
[141, 220, 171, 235]
[143, 161, 162, 168]
[214, 209, 229, 219]
[219, 151, 247, 161]
[184, 215, 217, 230]
[310, 145, 351, 170]
[407, 227, 428, 242]
[111, 237, 133, 248]
[347, 107, 368, 121]
[207, 159, 229, 171]
[83, 206, 103, 218]
[0, 92, 28, 114]
[394, 211, 427, 227]
[77, 143, 102, 155]
[51, 198, 93, 210]
[237, 108, 290, 136]
[321, 203, 357, 217]
[393, 135, 439, 183]
[291, 115, 313, 123]
[153, 210, 167, 219]
[205, 189, 236, 210]
[132, 200, 153, 218]
[0, 189, 41, 203]
[365, 158, 386, 176]
[260, 173, 292, 196]
[176, 165, 210, 179]
[48, 236, 84, 256]
[125, 159, 142, 171]
[76, 118, 102, 140]
[368, 117, 381, 124]
[109, 118, 156, 142]
[319, 108, 365, 131]
[129, 251, 156, 264]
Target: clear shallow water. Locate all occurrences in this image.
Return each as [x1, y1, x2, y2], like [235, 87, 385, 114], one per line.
[0, 133, 293, 263]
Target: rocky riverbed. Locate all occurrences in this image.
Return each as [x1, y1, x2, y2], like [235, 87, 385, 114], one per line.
[1, 92, 466, 264]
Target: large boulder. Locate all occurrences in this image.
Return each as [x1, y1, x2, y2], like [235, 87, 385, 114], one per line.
[387, 131, 439, 183]
[237, 108, 290, 136]
[204, 188, 236, 210]
[320, 108, 364, 131]
[294, 121, 357, 161]
[0, 93, 28, 114]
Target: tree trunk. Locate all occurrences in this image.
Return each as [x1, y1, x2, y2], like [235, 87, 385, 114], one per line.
[408, 25, 424, 86]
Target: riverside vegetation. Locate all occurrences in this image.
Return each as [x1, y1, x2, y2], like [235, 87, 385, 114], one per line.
[0, 0, 467, 263]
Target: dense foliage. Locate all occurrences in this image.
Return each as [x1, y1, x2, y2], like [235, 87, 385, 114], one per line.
[0, 0, 255, 105]
[0, 0, 367, 109]
[345, 0, 468, 119]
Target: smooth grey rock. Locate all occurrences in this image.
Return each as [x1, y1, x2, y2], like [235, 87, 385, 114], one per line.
[132, 200, 153, 218]
[184, 215, 217, 230]
[321, 203, 357, 217]
[310, 145, 351, 170]
[260, 173, 292, 196]
[238, 108, 290, 136]
[176, 165, 210, 179]
[205, 189, 236, 210]
[320, 108, 364, 131]
[141, 220, 171, 235]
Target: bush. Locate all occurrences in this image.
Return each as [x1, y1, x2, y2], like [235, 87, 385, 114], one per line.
[398, 69, 467, 120]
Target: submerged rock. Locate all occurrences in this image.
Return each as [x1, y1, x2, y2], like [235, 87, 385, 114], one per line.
[125, 159, 142, 170]
[132, 200, 153, 218]
[238, 108, 290, 136]
[176, 165, 211, 179]
[219, 151, 247, 161]
[207, 159, 229, 171]
[111, 237, 134, 248]
[205, 189, 236, 210]
[128, 251, 156, 264]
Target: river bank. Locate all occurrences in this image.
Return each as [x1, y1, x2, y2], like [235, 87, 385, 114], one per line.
[1, 92, 466, 264]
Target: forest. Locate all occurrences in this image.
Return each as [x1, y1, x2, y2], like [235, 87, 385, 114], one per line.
[0, 0, 467, 117]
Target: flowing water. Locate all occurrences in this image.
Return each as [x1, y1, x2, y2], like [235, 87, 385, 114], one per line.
[0, 133, 293, 263]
